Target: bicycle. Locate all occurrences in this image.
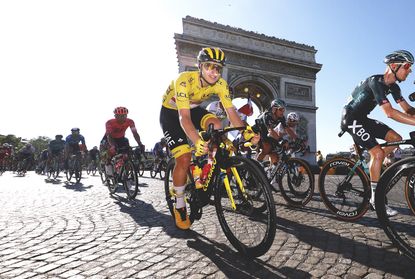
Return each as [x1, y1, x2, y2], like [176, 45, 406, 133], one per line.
[375, 131, 415, 262]
[262, 139, 314, 207]
[46, 153, 63, 180]
[131, 146, 146, 177]
[66, 151, 83, 183]
[318, 130, 409, 221]
[105, 146, 139, 199]
[16, 155, 33, 176]
[86, 158, 98, 176]
[164, 124, 277, 257]
[150, 155, 167, 180]
[98, 158, 107, 184]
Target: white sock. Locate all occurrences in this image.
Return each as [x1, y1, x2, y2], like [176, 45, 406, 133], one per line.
[174, 185, 186, 209]
[370, 182, 377, 204]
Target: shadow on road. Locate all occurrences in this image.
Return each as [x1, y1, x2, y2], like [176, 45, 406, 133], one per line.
[187, 232, 311, 279]
[63, 181, 93, 191]
[276, 216, 415, 278]
[44, 178, 64, 184]
[112, 194, 196, 240]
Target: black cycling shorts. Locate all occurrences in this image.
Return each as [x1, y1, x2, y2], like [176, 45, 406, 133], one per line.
[159, 106, 216, 158]
[341, 107, 392, 150]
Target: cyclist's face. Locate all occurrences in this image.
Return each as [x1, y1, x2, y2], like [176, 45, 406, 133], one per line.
[201, 62, 222, 84]
[115, 114, 127, 123]
[395, 63, 412, 81]
[287, 121, 298, 127]
[272, 107, 285, 118]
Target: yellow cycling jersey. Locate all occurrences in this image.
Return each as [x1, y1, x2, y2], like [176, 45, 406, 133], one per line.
[162, 71, 233, 110]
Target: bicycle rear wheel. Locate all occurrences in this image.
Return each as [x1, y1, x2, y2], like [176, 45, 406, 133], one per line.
[214, 155, 276, 257]
[122, 160, 139, 199]
[376, 158, 415, 262]
[278, 158, 314, 207]
[318, 157, 370, 221]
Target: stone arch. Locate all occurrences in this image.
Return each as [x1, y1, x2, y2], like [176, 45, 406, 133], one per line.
[228, 75, 278, 111]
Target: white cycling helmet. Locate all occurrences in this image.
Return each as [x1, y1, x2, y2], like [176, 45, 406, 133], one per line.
[287, 112, 300, 123]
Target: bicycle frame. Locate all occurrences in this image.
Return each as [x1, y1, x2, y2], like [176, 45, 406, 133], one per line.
[177, 125, 251, 212]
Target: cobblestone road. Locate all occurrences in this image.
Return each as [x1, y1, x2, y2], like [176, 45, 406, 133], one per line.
[0, 171, 414, 279]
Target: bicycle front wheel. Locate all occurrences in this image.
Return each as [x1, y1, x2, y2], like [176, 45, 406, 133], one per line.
[376, 158, 415, 262]
[278, 158, 314, 207]
[214, 155, 276, 257]
[53, 160, 60, 179]
[159, 161, 167, 180]
[122, 160, 139, 199]
[138, 161, 145, 177]
[74, 160, 82, 183]
[318, 157, 370, 221]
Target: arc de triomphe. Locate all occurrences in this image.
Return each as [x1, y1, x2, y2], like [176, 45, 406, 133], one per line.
[174, 16, 322, 163]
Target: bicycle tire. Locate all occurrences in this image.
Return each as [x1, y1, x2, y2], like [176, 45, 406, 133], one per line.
[214, 155, 276, 257]
[74, 160, 82, 183]
[150, 170, 156, 178]
[92, 165, 97, 176]
[122, 160, 139, 199]
[159, 160, 167, 180]
[99, 163, 107, 184]
[47, 164, 53, 179]
[107, 174, 118, 194]
[277, 158, 314, 207]
[52, 159, 59, 179]
[66, 169, 73, 181]
[138, 162, 145, 177]
[376, 158, 415, 262]
[318, 157, 370, 221]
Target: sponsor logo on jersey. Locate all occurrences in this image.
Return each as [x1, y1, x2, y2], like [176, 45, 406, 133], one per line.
[180, 81, 187, 87]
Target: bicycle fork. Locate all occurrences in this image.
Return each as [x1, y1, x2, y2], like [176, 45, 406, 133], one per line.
[221, 167, 247, 211]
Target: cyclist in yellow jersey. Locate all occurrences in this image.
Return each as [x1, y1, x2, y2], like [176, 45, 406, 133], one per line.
[160, 47, 259, 230]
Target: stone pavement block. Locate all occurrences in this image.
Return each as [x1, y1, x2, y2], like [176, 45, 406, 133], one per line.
[13, 272, 39, 279]
[135, 269, 157, 279]
[34, 263, 60, 273]
[60, 269, 82, 278]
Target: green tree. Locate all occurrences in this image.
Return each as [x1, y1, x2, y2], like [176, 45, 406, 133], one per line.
[0, 134, 23, 149]
[29, 136, 51, 157]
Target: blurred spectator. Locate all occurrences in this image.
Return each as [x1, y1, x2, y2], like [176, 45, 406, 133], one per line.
[316, 150, 324, 167]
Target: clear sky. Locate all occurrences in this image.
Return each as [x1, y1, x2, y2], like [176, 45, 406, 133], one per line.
[1, 0, 414, 155]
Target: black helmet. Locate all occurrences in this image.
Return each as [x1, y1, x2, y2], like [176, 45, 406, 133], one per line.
[55, 135, 63, 139]
[270, 99, 286, 109]
[384, 50, 414, 65]
[197, 47, 226, 66]
[71, 128, 80, 132]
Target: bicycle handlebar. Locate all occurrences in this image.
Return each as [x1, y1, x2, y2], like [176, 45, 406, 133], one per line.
[200, 123, 246, 142]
